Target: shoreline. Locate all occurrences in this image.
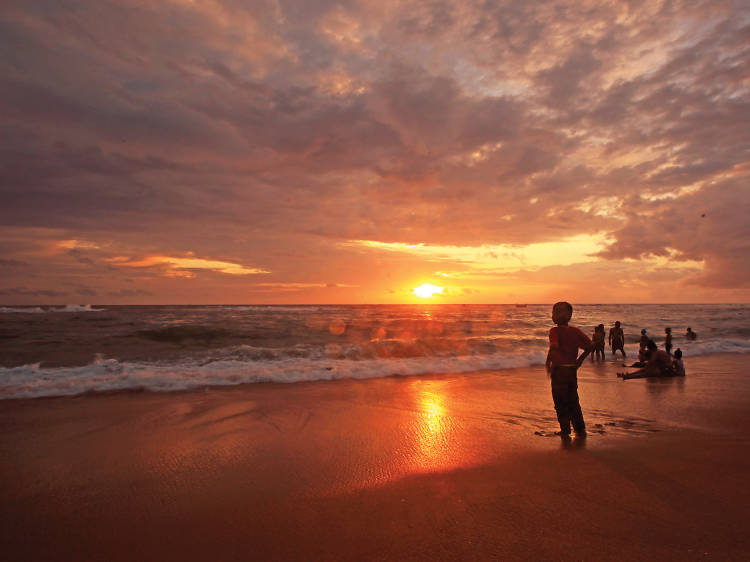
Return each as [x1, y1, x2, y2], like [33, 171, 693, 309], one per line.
[2, 354, 749, 559]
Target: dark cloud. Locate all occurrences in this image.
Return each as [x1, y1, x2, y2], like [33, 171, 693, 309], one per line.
[0, 287, 67, 297]
[107, 289, 153, 297]
[598, 178, 750, 288]
[75, 287, 98, 297]
[537, 48, 600, 106]
[66, 249, 95, 265]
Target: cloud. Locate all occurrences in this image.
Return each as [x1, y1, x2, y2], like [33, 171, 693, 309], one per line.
[107, 289, 153, 297]
[345, 234, 610, 272]
[0, 286, 67, 297]
[75, 286, 97, 296]
[250, 282, 359, 292]
[597, 178, 750, 287]
[0, 0, 748, 301]
[106, 255, 271, 278]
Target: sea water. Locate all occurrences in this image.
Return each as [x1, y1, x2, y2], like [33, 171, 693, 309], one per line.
[0, 304, 748, 399]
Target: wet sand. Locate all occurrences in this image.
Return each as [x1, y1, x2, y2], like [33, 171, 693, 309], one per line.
[2, 354, 749, 560]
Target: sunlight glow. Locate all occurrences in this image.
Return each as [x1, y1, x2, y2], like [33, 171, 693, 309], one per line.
[413, 284, 444, 298]
[347, 234, 610, 274]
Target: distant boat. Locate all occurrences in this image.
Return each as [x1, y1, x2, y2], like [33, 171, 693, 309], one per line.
[515, 304, 527, 308]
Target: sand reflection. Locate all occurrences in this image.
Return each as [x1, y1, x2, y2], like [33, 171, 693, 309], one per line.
[418, 384, 447, 450]
[406, 379, 474, 475]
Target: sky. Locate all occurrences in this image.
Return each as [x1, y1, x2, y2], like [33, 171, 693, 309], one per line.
[1, 0, 749, 304]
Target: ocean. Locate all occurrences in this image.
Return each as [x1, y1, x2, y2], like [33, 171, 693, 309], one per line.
[1, 304, 748, 399]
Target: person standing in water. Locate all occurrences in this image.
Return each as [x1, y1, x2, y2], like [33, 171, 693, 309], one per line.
[609, 321, 626, 358]
[665, 327, 673, 355]
[545, 302, 593, 438]
[591, 324, 605, 361]
[686, 327, 697, 340]
[639, 329, 649, 350]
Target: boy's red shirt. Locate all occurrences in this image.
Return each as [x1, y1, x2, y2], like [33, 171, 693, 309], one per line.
[548, 325, 593, 366]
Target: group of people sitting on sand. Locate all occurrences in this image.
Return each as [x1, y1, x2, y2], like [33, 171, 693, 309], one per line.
[617, 340, 685, 380]
[616, 326, 693, 380]
[587, 321, 693, 380]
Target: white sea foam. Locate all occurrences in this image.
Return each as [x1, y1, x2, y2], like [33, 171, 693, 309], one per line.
[0, 304, 104, 313]
[676, 338, 750, 356]
[0, 351, 549, 399]
[59, 304, 103, 312]
[2, 338, 749, 400]
[0, 334, 750, 399]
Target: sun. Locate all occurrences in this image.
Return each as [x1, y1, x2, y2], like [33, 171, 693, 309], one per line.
[413, 284, 444, 298]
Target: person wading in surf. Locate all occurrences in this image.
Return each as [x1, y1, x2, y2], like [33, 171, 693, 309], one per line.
[609, 321, 626, 358]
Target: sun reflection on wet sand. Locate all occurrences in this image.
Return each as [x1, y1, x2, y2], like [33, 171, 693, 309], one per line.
[405, 379, 474, 475]
[421, 389, 444, 433]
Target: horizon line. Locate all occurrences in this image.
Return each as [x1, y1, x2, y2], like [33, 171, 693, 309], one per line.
[2, 302, 748, 307]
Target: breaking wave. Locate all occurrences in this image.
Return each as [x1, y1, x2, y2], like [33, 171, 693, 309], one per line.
[0, 304, 104, 313]
[2, 337, 749, 399]
[60, 304, 102, 312]
[0, 351, 549, 399]
[676, 338, 750, 356]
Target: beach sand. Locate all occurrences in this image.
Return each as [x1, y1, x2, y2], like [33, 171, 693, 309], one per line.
[2, 354, 749, 560]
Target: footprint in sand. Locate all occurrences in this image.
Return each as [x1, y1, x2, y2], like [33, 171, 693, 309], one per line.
[534, 430, 555, 437]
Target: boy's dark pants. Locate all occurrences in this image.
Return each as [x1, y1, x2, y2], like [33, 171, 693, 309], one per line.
[550, 366, 586, 434]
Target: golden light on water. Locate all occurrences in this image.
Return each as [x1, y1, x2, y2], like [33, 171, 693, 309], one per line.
[413, 284, 444, 298]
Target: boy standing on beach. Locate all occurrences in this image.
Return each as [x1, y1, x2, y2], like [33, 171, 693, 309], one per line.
[545, 302, 594, 438]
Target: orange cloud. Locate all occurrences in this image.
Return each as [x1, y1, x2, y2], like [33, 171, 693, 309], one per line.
[55, 239, 101, 250]
[107, 255, 270, 277]
[251, 282, 359, 292]
[344, 234, 611, 272]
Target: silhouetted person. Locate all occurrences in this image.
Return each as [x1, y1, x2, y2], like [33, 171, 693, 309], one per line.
[686, 327, 697, 340]
[545, 302, 593, 438]
[618, 340, 674, 379]
[672, 348, 686, 376]
[609, 321, 626, 358]
[628, 343, 649, 368]
[591, 324, 605, 361]
[639, 329, 649, 350]
[664, 327, 673, 355]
